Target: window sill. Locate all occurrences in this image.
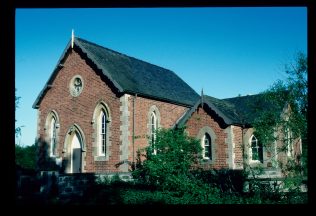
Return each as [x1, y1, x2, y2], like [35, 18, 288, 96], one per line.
[49, 154, 60, 158]
[248, 160, 263, 167]
[94, 156, 108, 161]
[200, 158, 213, 164]
[249, 160, 262, 164]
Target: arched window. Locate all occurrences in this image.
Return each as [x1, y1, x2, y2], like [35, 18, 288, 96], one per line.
[45, 111, 59, 157]
[92, 102, 111, 160]
[150, 111, 158, 154]
[202, 133, 212, 160]
[197, 126, 216, 163]
[99, 109, 107, 156]
[250, 135, 263, 163]
[50, 116, 57, 157]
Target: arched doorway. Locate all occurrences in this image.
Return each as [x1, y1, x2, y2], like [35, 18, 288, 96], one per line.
[71, 132, 82, 173]
[63, 125, 85, 173]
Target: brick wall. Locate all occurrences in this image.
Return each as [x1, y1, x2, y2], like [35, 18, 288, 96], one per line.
[38, 49, 122, 173]
[127, 95, 188, 164]
[37, 48, 189, 173]
[185, 106, 229, 169]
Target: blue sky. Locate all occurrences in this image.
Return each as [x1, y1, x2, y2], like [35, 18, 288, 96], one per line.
[15, 7, 307, 146]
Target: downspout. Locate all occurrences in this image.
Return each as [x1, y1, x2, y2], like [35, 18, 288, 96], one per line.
[132, 93, 137, 169]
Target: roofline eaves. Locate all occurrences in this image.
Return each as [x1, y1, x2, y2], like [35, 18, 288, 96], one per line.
[204, 100, 234, 125]
[124, 90, 195, 108]
[174, 98, 236, 128]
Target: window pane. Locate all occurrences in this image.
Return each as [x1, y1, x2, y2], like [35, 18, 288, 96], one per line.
[252, 148, 258, 160]
[251, 135, 263, 162]
[150, 112, 157, 154]
[203, 133, 212, 159]
[251, 136, 257, 147]
[102, 134, 106, 154]
[100, 110, 106, 155]
[151, 114, 154, 125]
[50, 117, 56, 156]
[208, 143, 212, 160]
[205, 148, 209, 156]
[205, 138, 209, 146]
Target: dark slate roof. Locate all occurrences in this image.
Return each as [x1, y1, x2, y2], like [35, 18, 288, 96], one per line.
[175, 93, 282, 128]
[33, 37, 199, 108]
[222, 94, 277, 125]
[203, 95, 241, 124]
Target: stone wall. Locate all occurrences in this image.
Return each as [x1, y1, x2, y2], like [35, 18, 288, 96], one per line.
[39, 171, 133, 198]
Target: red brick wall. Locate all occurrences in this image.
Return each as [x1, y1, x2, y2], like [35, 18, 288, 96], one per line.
[127, 96, 188, 163]
[37, 49, 189, 173]
[38, 49, 122, 172]
[185, 106, 229, 169]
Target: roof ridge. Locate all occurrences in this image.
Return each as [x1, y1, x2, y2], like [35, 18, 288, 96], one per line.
[75, 36, 177, 74]
[204, 94, 235, 106]
[222, 93, 263, 100]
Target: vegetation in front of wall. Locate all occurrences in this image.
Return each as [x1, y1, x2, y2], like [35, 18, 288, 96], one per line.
[78, 169, 306, 205]
[16, 144, 37, 171]
[15, 90, 36, 171]
[16, 127, 307, 205]
[250, 51, 307, 198]
[36, 140, 61, 171]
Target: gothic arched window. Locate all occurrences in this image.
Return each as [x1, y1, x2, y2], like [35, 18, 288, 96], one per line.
[150, 111, 158, 154]
[93, 102, 111, 160]
[250, 135, 263, 163]
[202, 133, 212, 160]
[45, 111, 59, 157]
[99, 109, 107, 156]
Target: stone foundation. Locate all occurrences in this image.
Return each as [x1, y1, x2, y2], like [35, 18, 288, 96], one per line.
[39, 171, 133, 197]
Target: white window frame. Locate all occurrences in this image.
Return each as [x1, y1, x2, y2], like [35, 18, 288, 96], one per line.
[92, 102, 111, 161]
[249, 135, 263, 163]
[50, 116, 57, 157]
[98, 109, 107, 156]
[150, 111, 158, 155]
[202, 133, 212, 160]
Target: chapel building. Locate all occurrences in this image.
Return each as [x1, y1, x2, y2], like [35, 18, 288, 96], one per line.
[33, 36, 302, 178]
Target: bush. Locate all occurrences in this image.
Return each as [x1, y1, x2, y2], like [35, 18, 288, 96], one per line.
[130, 127, 224, 204]
[191, 169, 246, 193]
[15, 144, 36, 170]
[132, 127, 202, 190]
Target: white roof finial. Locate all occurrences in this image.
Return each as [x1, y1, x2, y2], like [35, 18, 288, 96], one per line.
[71, 29, 74, 49]
[201, 88, 204, 109]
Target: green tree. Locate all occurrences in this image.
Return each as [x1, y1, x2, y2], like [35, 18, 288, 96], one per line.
[132, 127, 203, 190]
[131, 128, 223, 204]
[15, 144, 37, 170]
[15, 89, 36, 170]
[15, 88, 23, 137]
[251, 52, 307, 195]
